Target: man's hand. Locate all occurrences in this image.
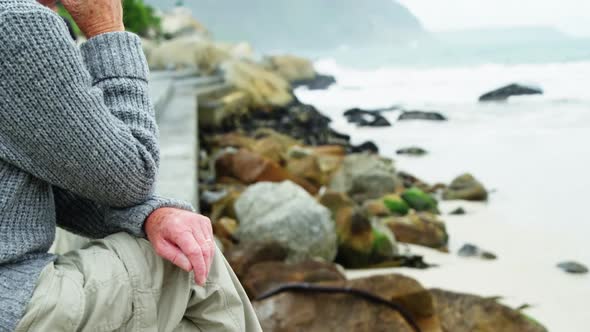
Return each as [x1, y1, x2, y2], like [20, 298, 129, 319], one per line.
[145, 208, 215, 286]
[55, 0, 125, 38]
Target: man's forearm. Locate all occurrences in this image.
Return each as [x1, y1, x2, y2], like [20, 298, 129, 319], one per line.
[54, 187, 194, 239]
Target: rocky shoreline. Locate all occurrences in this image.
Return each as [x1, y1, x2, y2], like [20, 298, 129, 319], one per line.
[143, 7, 553, 331]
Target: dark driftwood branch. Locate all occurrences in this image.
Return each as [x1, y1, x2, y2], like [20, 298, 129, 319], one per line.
[254, 283, 422, 332]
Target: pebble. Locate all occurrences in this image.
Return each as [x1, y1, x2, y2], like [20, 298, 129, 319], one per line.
[458, 243, 497, 260]
[449, 207, 466, 215]
[557, 261, 588, 274]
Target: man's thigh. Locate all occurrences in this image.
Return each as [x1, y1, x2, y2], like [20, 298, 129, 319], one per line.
[49, 228, 91, 255]
[16, 241, 134, 331]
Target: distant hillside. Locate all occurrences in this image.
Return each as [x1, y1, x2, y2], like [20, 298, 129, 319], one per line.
[145, 0, 427, 50]
[438, 26, 571, 45]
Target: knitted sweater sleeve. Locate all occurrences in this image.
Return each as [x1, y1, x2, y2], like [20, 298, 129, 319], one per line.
[0, 9, 159, 207]
[53, 188, 194, 238]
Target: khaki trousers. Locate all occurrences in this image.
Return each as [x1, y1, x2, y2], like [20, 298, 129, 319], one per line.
[16, 232, 262, 331]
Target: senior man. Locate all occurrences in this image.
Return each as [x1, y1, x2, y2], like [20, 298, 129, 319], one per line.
[0, 0, 261, 331]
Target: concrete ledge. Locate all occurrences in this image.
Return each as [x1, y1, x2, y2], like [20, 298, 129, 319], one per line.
[155, 83, 198, 207]
[151, 72, 227, 209]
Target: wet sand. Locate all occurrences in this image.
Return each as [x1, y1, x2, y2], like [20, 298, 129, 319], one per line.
[347, 201, 590, 331]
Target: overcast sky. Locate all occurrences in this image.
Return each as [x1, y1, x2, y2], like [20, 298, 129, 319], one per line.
[397, 0, 590, 36]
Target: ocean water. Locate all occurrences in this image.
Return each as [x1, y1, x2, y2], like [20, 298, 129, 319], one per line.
[296, 59, 590, 237]
[295, 56, 590, 330]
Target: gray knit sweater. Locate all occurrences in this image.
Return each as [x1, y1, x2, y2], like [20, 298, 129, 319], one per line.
[0, 1, 192, 330]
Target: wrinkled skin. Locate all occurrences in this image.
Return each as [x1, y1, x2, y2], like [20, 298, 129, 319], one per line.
[38, 0, 124, 38]
[145, 208, 215, 286]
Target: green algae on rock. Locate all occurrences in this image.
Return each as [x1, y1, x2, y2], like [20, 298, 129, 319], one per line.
[402, 187, 439, 213]
[383, 194, 410, 216]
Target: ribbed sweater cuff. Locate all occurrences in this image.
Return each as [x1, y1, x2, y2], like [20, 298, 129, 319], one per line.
[80, 32, 148, 84]
[107, 196, 195, 238]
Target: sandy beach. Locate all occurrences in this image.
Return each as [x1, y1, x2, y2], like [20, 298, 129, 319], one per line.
[348, 201, 589, 331]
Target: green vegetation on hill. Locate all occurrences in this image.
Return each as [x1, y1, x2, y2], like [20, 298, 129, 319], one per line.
[122, 0, 161, 37]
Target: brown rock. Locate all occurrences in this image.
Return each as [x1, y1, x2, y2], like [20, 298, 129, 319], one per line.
[286, 145, 344, 186]
[312, 145, 345, 180]
[243, 260, 346, 299]
[254, 274, 442, 332]
[223, 59, 294, 107]
[431, 289, 547, 332]
[398, 171, 435, 193]
[318, 192, 359, 242]
[251, 137, 286, 164]
[198, 88, 251, 129]
[264, 55, 316, 82]
[286, 154, 323, 186]
[443, 174, 488, 201]
[213, 217, 239, 244]
[329, 153, 400, 202]
[312, 145, 346, 157]
[209, 190, 241, 222]
[213, 132, 256, 150]
[215, 149, 318, 194]
[384, 212, 449, 250]
[364, 199, 393, 218]
[318, 192, 398, 268]
[224, 242, 289, 281]
[253, 128, 302, 150]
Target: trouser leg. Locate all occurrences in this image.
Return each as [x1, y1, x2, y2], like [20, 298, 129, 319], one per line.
[49, 228, 90, 255]
[17, 232, 262, 332]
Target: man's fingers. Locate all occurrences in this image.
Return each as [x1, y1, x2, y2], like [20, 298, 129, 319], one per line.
[196, 219, 214, 274]
[190, 224, 212, 282]
[153, 237, 192, 272]
[174, 231, 207, 286]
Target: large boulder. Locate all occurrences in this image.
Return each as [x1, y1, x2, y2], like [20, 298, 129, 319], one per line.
[148, 36, 230, 73]
[479, 83, 543, 102]
[254, 274, 441, 332]
[215, 149, 318, 194]
[198, 87, 251, 129]
[286, 153, 323, 187]
[253, 274, 548, 332]
[222, 60, 294, 107]
[235, 181, 338, 262]
[252, 128, 301, 161]
[224, 242, 289, 280]
[431, 289, 548, 332]
[383, 212, 449, 250]
[329, 154, 400, 202]
[242, 260, 346, 299]
[285, 145, 344, 188]
[263, 55, 316, 82]
[443, 174, 488, 201]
